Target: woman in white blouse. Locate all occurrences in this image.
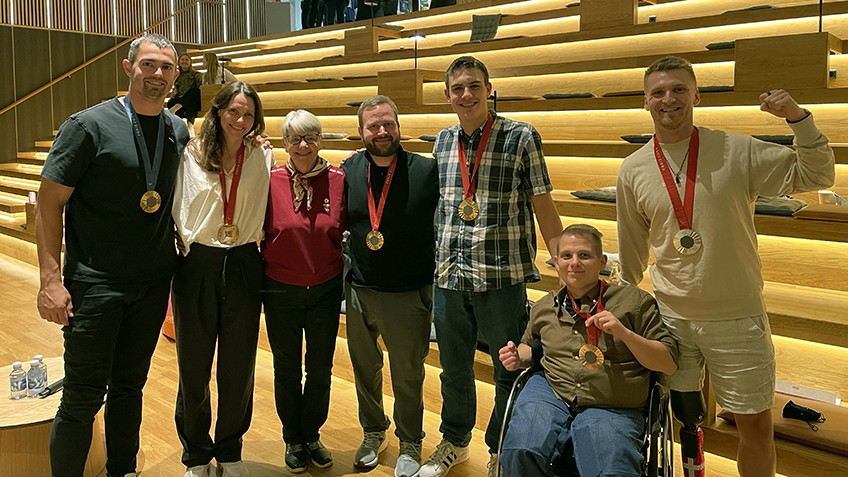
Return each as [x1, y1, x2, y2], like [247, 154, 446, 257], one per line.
[171, 81, 273, 477]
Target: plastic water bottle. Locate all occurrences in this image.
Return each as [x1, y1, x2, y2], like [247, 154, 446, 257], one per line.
[34, 355, 47, 384]
[27, 359, 46, 397]
[9, 362, 27, 400]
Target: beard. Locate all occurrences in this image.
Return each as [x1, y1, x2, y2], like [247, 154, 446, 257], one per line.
[140, 82, 168, 101]
[365, 134, 400, 158]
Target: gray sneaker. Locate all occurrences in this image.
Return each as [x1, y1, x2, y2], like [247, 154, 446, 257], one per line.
[394, 440, 422, 477]
[487, 453, 499, 477]
[354, 430, 388, 471]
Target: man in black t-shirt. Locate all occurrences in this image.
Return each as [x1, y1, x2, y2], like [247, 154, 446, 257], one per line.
[342, 95, 439, 477]
[36, 34, 189, 477]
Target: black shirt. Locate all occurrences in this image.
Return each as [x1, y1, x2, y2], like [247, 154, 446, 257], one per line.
[41, 97, 190, 283]
[342, 146, 440, 292]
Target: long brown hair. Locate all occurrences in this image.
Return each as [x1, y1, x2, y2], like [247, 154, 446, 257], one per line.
[203, 52, 220, 84]
[191, 81, 266, 172]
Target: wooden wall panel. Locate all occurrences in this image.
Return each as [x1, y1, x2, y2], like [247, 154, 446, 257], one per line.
[200, 0, 223, 44]
[249, 0, 264, 39]
[116, 0, 144, 37]
[0, 26, 15, 161]
[84, 34, 117, 107]
[14, 0, 48, 28]
[14, 26, 52, 150]
[0, 0, 10, 25]
[226, 0, 247, 42]
[13, 28, 50, 100]
[84, 0, 115, 35]
[173, 0, 199, 44]
[146, 0, 170, 37]
[50, 30, 87, 128]
[116, 40, 130, 91]
[52, 0, 82, 31]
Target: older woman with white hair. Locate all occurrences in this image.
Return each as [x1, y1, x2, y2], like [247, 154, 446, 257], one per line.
[261, 109, 346, 474]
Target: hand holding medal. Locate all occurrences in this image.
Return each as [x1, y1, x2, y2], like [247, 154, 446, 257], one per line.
[568, 280, 608, 370]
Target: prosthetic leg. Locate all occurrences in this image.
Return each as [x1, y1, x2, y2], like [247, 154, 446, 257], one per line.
[672, 391, 706, 477]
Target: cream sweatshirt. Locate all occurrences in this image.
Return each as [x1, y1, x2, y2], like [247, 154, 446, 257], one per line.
[616, 115, 835, 321]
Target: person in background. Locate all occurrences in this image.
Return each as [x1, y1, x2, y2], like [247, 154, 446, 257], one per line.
[202, 52, 237, 86]
[168, 53, 204, 126]
[171, 81, 272, 477]
[262, 110, 347, 474]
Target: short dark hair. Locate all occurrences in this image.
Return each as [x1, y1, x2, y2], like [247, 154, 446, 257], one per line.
[644, 56, 697, 89]
[445, 56, 490, 88]
[357, 95, 399, 129]
[557, 223, 604, 257]
[127, 33, 177, 64]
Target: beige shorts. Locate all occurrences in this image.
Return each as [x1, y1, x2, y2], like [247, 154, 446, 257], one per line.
[662, 314, 776, 415]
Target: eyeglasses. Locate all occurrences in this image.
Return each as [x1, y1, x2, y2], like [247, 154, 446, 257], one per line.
[285, 133, 320, 145]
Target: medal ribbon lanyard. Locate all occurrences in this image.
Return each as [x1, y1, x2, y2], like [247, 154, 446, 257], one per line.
[566, 280, 606, 347]
[458, 113, 494, 202]
[653, 127, 700, 231]
[219, 144, 246, 227]
[123, 95, 165, 194]
[367, 156, 398, 233]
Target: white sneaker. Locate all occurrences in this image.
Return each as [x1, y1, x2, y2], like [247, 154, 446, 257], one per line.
[184, 463, 212, 477]
[417, 439, 470, 477]
[218, 460, 249, 477]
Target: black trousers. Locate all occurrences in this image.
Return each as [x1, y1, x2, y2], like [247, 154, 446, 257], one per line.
[167, 87, 201, 122]
[51, 278, 171, 477]
[172, 243, 263, 467]
[262, 273, 342, 444]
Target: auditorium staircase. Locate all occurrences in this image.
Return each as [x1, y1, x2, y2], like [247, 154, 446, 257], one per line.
[2, 0, 848, 475]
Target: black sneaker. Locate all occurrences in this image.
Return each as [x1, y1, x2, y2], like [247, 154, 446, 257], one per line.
[307, 440, 334, 468]
[285, 443, 309, 473]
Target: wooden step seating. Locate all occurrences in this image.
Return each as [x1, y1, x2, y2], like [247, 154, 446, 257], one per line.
[222, 1, 848, 80]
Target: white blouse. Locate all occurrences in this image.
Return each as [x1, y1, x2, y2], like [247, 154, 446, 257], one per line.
[173, 141, 273, 254]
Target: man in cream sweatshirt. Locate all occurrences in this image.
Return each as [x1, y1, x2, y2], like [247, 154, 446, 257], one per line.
[616, 56, 835, 477]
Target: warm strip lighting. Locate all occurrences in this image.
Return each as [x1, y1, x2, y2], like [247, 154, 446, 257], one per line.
[237, 46, 341, 64]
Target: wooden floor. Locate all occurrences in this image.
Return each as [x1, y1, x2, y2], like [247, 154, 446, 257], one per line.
[1, 254, 781, 477]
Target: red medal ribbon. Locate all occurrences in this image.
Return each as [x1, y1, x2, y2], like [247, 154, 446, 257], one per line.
[567, 280, 607, 347]
[219, 143, 246, 226]
[458, 112, 494, 201]
[367, 156, 398, 233]
[653, 127, 699, 230]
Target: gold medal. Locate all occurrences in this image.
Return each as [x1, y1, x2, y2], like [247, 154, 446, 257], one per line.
[140, 190, 161, 213]
[579, 344, 604, 370]
[673, 228, 702, 256]
[458, 199, 479, 221]
[217, 224, 240, 246]
[366, 230, 384, 251]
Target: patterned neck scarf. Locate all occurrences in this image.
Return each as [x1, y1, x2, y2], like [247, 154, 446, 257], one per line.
[286, 156, 329, 211]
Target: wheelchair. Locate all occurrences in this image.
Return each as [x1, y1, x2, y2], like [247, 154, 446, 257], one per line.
[497, 339, 674, 477]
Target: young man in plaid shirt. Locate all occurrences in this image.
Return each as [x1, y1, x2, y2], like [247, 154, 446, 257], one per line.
[419, 56, 563, 477]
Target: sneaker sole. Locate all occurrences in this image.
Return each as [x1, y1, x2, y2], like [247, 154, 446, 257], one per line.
[353, 438, 389, 471]
[312, 459, 333, 469]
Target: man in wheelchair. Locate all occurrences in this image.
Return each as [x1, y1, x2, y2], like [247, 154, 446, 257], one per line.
[498, 224, 678, 477]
